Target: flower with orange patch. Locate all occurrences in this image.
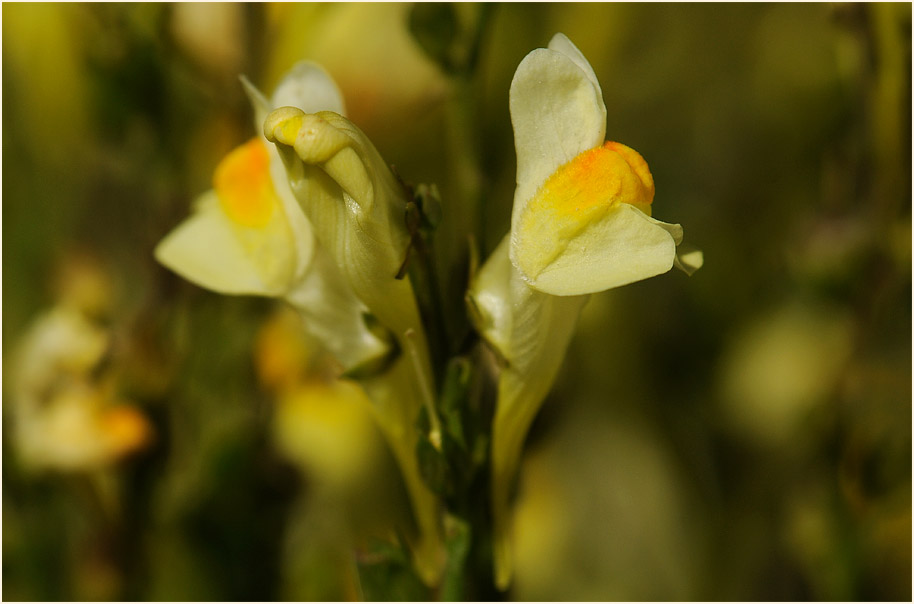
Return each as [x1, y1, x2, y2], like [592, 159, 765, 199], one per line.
[155, 62, 390, 374]
[10, 305, 152, 472]
[469, 33, 702, 589]
[154, 63, 334, 298]
[263, 102, 446, 587]
[158, 62, 446, 586]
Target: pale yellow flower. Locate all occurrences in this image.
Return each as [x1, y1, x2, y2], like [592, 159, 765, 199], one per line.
[508, 34, 700, 295]
[161, 64, 445, 584]
[264, 106, 445, 585]
[155, 62, 389, 373]
[10, 306, 151, 472]
[263, 107, 429, 349]
[470, 33, 701, 589]
[15, 386, 151, 472]
[273, 378, 383, 493]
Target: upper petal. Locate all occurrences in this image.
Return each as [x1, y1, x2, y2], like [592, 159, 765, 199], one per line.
[547, 33, 604, 100]
[509, 36, 606, 240]
[270, 60, 346, 116]
[241, 67, 343, 284]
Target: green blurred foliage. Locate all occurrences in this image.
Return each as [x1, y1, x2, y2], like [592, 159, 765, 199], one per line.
[3, 2, 910, 601]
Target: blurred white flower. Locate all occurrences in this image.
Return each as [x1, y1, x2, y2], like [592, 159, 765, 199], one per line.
[10, 306, 150, 472]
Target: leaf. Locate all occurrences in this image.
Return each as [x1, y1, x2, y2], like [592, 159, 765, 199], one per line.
[356, 539, 431, 601]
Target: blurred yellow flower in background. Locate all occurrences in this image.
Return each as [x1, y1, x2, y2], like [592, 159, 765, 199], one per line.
[9, 258, 152, 472]
[273, 380, 381, 493]
[719, 302, 854, 447]
[262, 3, 448, 138]
[254, 306, 386, 500]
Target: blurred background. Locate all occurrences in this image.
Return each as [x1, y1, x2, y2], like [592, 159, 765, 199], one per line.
[3, 3, 910, 601]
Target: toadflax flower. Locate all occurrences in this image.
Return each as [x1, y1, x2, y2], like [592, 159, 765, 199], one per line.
[263, 105, 445, 584]
[157, 63, 444, 584]
[468, 33, 702, 589]
[155, 62, 390, 373]
[262, 107, 430, 353]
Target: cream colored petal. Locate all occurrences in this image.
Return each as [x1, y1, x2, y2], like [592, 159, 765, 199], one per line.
[154, 191, 279, 296]
[283, 246, 391, 373]
[466, 235, 515, 359]
[469, 236, 589, 589]
[241, 75, 318, 285]
[509, 44, 606, 237]
[270, 156, 317, 284]
[270, 60, 346, 116]
[547, 33, 604, 101]
[264, 108, 422, 342]
[521, 204, 679, 296]
[491, 289, 587, 591]
[241, 61, 345, 130]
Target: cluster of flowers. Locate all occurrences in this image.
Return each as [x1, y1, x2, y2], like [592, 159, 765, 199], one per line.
[156, 33, 700, 588]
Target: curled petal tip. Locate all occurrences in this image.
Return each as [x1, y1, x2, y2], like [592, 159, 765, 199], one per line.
[263, 106, 305, 146]
[264, 108, 351, 165]
[292, 113, 351, 164]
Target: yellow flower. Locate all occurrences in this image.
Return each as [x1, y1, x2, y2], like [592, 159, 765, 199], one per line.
[14, 386, 151, 472]
[158, 62, 447, 583]
[154, 62, 334, 298]
[263, 108, 428, 347]
[470, 33, 702, 589]
[264, 106, 445, 585]
[508, 34, 700, 295]
[10, 306, 151, 472]
[155, 62, 390, 373]
[273, 378, 383, 493]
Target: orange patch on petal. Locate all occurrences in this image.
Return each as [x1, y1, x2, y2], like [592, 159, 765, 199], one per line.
[214, 138, 277, 228]
[516, 141, 657, 280]
[537, 141, 655, 218]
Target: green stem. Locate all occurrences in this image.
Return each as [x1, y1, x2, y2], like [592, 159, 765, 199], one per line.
[445, 76, 485, 249]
